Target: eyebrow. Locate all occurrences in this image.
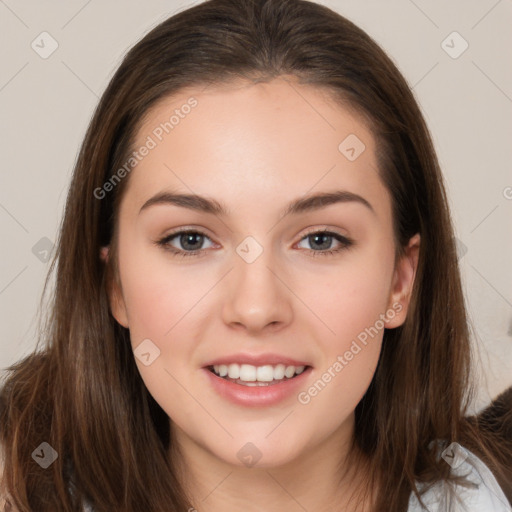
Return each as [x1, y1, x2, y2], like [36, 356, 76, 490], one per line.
[139, 189, 375, 217]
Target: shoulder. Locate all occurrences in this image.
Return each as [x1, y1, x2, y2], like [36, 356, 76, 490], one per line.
[408, 442, 512, 512]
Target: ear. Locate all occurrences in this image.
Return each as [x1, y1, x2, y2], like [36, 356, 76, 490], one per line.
[100, 246, 129, 328]
[384, 233, 420, 329]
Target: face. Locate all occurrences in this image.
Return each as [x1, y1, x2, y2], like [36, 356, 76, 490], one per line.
[105, 77, 419, 470]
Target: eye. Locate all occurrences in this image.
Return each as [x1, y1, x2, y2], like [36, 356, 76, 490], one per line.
[155, 229, 214, 258]
[296, 229, 354, 257]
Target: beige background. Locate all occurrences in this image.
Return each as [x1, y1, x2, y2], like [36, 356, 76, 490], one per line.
[0, 0, 511, 413]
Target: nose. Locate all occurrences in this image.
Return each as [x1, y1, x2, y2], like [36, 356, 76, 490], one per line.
[221, 246, 293, 335]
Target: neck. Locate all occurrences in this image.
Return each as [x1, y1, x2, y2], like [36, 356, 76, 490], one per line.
[171, 413, 374, 512]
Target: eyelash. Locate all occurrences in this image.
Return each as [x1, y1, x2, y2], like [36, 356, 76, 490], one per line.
[155, 228, 354, 259]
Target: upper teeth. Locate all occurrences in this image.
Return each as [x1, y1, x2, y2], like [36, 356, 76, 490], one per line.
[213, 363, 306, 382]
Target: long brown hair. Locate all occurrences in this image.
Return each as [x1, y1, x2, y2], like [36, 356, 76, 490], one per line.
[1, 0, 510, 510]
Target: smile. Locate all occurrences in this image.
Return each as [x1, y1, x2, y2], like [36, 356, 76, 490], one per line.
[204, 364, 313, 407]
[210, 363, 307, 386]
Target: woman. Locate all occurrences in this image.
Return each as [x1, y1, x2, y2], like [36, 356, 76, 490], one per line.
[1, 0, 511, 510]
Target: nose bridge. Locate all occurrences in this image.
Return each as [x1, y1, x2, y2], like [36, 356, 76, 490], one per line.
[221, 234, 292, 331]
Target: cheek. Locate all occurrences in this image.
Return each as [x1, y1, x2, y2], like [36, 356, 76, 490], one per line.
[118, 249, 210, 417]
[302, 248, 394, 348]
[116, 243, 212, 403]
[295, 245, 393, 401]
[119, 244, 208, 342]
[295, 279, 387, 428]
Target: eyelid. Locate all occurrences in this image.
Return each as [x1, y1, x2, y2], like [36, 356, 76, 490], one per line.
[158, 226, 216, 244]
[298, 226, 350, 241]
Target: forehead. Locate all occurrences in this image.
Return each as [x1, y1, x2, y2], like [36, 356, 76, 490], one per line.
[121, 77, 386, 219]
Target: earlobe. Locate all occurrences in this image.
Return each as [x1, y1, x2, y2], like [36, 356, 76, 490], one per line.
[385, 233, 420, 329]
[108, 280, 130, 329]
[100, 246, 129, 328]
[100, 246, 109, 263]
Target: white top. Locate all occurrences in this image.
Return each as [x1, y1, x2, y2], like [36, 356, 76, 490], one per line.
[407, 444, 511, 511]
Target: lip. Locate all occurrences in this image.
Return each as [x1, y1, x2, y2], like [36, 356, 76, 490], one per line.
[203, 365, 313, 407]
[203, 353, 311, 368]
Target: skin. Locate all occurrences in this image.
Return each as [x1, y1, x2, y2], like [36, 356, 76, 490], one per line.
[104, 76, 420, 512]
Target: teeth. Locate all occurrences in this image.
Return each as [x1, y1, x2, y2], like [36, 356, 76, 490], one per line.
[284, 365, 295, 378]
[228, 363, 240, 379]
[211, 363, 306, 382]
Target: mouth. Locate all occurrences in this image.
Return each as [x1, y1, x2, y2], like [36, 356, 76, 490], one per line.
[204, 363, 313, 407]
[207, 363, 311, 387]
